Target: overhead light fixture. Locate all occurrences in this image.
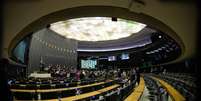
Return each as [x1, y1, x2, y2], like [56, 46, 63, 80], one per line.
[161, 47, 166, 49]
[158, 48, 162, 51]
[146, 52, 150, 54]
[50, 17, 147, 41]
[166, 50, 170, 52]
[112, 17, 117, 21]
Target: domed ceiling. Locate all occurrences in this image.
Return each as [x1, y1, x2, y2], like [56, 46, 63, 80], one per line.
[49, 17, 155, 52]
[50, 17, 146, 41]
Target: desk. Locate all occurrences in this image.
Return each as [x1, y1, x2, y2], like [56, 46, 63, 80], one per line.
[11, 80, 113, 93]
[45, 84, 120, 101]
[29, 73, 51, 78]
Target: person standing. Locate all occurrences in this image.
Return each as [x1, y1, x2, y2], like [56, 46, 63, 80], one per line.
[136, 67, 140, 85]
[131, 68, 136, 82]
[75, 69, 81, 81]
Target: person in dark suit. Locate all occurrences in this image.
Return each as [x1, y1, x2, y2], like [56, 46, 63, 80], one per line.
[136, 67, 140, 85]
[130, 68, 136, 82]
[39, 56, 45, 71]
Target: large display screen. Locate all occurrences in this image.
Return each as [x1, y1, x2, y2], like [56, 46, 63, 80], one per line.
[81, 60, 97, 69]
[121, 53, 129, 60]
[108, 56, 116, 61]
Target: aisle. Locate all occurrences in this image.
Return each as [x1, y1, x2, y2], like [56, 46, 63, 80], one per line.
[139, 86, 150, 101]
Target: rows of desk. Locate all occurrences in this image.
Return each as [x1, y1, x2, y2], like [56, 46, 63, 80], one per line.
[11, 80, 116, 100]
[152, 76, 186, 101]
[11, 80, 113, 93]
[45, 84, 120, 101]
[11, 77, 146, 101]
[11, 78, 106, 89]
[114, 75, 187, 101]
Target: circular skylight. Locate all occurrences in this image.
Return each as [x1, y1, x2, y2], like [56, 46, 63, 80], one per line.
[50, 17, 146, 41]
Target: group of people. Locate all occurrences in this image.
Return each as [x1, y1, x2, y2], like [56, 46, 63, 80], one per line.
[44, 64, 141, 84]
[7, 62, 141, 87]
[46, 65, 120, 80]
[46, 64, 75, 78]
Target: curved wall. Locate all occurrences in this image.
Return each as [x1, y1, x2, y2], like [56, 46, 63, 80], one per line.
[28, 28, 77, 74]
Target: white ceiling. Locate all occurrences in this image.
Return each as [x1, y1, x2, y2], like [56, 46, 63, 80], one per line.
[50, 17, 146, 41]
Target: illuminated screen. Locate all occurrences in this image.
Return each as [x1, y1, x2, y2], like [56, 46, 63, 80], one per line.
[81, 60, 97, 69]
[108, 56, 116, 61]
[121, 53, 129, 60]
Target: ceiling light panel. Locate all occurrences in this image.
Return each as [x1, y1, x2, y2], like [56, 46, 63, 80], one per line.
[50, 17, 146, 41]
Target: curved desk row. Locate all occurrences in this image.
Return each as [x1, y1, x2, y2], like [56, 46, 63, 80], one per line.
[14, 84, 120, 101]
[11, 80, 115, 100]
[10, 78, 107, 89]
[124, 77, 145, 101]
[152, 76, 186, 101]
[159, 74, 196, 88]
[11, 80, 113, 93]
[45, 84, 120, 101]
